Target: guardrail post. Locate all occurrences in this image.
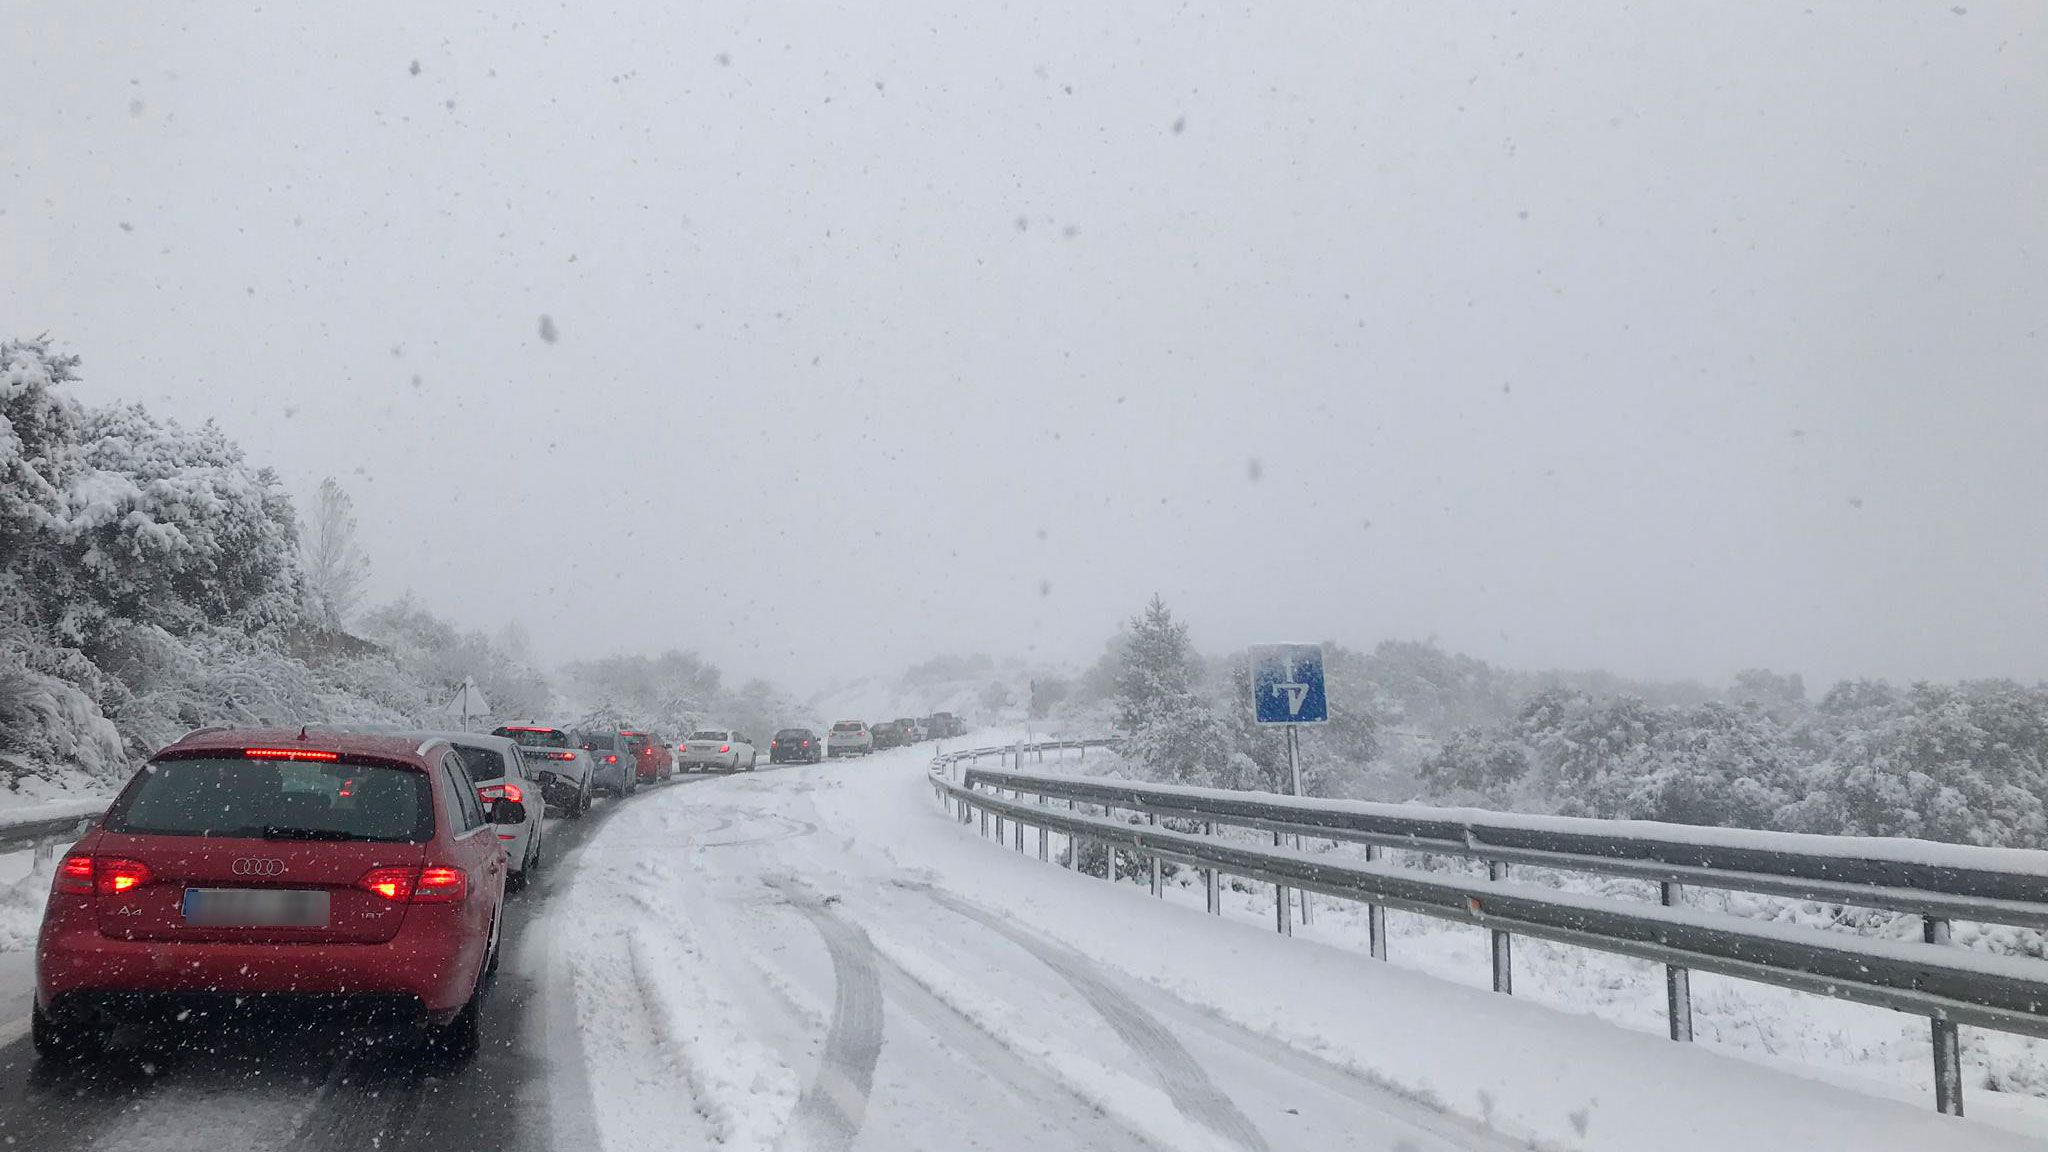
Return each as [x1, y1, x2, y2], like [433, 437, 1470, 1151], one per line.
[1274, 832, 1294, 936]
[1204, 822, 1221, 914]
[1662, 881, 1694, 1041]
[1037, 794, 1050, 862]
[1015, 812, 1026, 853]
[1925, 916, 1963, 1117]
[1488, 860, 1512, 994]
[1365, 844, 1388, 960]
[1147, 815, 1162, 898]
[34, 835, 57, 868]
[980, 807, 989, 838]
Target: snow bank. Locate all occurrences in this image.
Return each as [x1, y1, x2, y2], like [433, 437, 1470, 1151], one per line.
[839, 753, 2047, 1151]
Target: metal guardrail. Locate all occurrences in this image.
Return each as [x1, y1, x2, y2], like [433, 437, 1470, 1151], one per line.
[930, 739, 2048, 1119]
[0, 801, 105, 866]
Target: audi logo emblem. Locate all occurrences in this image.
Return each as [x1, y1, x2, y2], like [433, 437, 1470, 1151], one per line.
[231, 857, 286, 877]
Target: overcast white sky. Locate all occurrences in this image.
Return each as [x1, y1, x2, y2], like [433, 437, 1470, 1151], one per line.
[4, 3, 2044, 694]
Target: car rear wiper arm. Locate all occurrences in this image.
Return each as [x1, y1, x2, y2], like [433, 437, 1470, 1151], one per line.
[261, 825, 359, 841]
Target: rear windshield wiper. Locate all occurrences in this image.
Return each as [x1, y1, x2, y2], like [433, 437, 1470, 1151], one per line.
[261, 826, 359, 841]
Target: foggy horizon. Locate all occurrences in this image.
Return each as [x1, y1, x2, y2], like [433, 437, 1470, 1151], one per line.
[8, 4, 2044, 698]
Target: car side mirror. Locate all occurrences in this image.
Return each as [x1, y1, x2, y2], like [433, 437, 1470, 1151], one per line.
[491, 799, 526, 825]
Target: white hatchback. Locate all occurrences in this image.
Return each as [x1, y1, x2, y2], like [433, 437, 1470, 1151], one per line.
[680, 729, 757, 772]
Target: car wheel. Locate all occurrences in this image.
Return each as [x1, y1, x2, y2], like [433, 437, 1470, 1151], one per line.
[31, 1003, 105, 1065]
[427, 987, 483, 1063]
[485, 910, 503, 979]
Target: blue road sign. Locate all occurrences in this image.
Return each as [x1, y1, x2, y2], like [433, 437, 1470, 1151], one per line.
[1250, 643, 1328, 725]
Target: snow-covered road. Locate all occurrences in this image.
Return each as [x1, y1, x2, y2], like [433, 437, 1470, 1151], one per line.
[1, 743, 2039, 1151]
[550, 742, 2047, 1152]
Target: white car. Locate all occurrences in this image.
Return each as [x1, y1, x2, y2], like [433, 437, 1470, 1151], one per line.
[680, 729, 757, 772]
[424, 731, 547, 888]
[827, 720, 873, 757]
[492, 724, 595, 817]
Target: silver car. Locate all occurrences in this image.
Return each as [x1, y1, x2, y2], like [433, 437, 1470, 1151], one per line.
[827, 720, 873, 757]
[492, 724, 595, 817]
[418, 730, 547, 887]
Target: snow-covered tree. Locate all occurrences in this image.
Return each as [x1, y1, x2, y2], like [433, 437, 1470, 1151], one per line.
[1421, 727, 1529, 795]
[1112, 596, 1231, 786]
[303, 477, 371, 628]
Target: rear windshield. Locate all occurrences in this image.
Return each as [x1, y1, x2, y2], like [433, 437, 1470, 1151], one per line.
[108, 757, 434, 842]
[621, 733, 650, 751]
[832, 721, 864, 732]
[689, 730, 729, 741]
[452, 744, 511, 783]
[581, 734, 618, 751]
[776, 729, 813, 739]
[496, 727, 569, 748]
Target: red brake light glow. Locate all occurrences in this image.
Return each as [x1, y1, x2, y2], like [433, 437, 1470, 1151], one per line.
[96, 858, 153, 895]
[605, 754, 618, 764]
[479, 783, 524, 804]
[358, 865, 467, 903]
[244, 748, 340, 762]
[720, 744, 730, 754]
[414, 865, 468, 903]
[359, 866, 415, 902]
[802, 740, 810, 748]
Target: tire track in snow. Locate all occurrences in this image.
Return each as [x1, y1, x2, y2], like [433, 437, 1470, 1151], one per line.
[703, 812, 818, 849]
[921, 887, 1271, 1152]
[772, 884, 884, 1152]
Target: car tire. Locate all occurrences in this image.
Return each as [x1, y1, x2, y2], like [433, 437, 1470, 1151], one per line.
[31, 1003, 105, 1065]
[427, 988, 482, 1063]
[485, 910, 503, 979]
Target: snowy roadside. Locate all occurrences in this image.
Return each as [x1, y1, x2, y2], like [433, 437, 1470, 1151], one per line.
[858, 742, 2048, 1150]
[552, 738, 2047, 1151]
[994, 742, 2048, 1120]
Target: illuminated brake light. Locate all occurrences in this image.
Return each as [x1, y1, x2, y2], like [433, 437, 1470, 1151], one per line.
[415, 865, 467, 903]
[802, 740, 810, 748]
[245, 748, 340, 762]
[770, 740, 779, 748]
[359, 866, 416, 901]
[719, 744, 730, 754]
[605, 754, 618, 764]
[96, 858, 153, 895]
[358, 865, 467, 903]
[479, 783, 524, 804]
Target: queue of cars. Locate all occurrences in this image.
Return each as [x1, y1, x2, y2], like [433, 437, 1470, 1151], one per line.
[827, 711, 963, 757]
[32, 709, 967, 1068]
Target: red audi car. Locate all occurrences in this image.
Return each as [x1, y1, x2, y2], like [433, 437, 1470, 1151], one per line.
[33, 728, 517, 1063]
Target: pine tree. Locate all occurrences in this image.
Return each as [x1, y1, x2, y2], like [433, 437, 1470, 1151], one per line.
[1112, 596, 1230, 786]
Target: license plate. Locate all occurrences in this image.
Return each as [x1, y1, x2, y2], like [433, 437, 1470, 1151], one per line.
[182, 888, 330, 927]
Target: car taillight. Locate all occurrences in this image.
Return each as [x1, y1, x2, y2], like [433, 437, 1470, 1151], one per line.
[720, 744, 730, 754]
[771, 740, 779, 748]
[479, 783, 524, 804]
[86, 857, 153, 896]
[802, 740, 811, 748]
[606, 754, 618, 764]
[358, 865, 468, 903]
[245, 747, 340, 762]
[415, 866, 467, 903]
[57, 854, 96, 894]
[359, 866, 417, 901]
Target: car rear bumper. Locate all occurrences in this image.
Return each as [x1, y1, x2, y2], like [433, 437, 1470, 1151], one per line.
[679, 755, 736, 771]
[41, 989, 432, 1033]
[38, 922, 481, 1020]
